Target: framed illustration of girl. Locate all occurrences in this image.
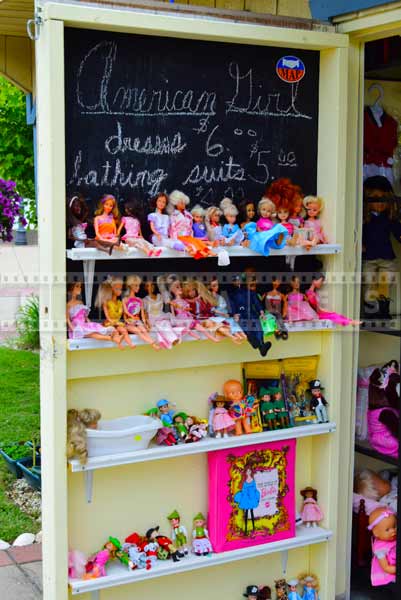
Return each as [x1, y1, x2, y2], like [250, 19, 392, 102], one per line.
[208, 440, 296, 552]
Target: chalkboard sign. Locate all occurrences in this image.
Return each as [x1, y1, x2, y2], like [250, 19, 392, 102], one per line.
[65, 28, 319, 208]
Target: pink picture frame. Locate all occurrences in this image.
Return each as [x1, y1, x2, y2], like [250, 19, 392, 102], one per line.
[208, 440, 296, 552]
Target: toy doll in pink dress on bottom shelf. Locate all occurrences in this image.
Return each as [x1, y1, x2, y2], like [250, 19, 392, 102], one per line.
[209, 393, 236, 438]
[305, 274, 361, 326]
[300, 487, 324, 528]
[117, 201, 162, 257]
[286, 276, 318, 322]
[368, 507, 397, 587]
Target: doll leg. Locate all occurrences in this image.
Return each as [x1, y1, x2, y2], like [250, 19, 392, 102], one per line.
[242, 417, 252, 434]
[194, 323, 220, 342]
[85, 239, 116, 255]
[126, 322, 160, 349]
[244, 510, 248, 535]
[250, 509, 255, 532]
[216, 324, 243, 344]
[117, 325, 136, 349]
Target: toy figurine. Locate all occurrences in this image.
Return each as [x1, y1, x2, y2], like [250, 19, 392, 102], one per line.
[117, 200, 162, 256]
[163, 276, 201, 340]
[259, 388, 276, 431]
[156, 399, 176, 427]
[67, 408, 101, 464]
[123, 533, 151, 570]
[306, 274, 361, 326]
[234, 462, 261, 535]
[209, 393, 236, 438]
[223, 379, 253, 436]
[145, 407, 177, 446]
[299, 575, 320, 600]
[266, 177, 303, 242]
[238, 199, 257, 229]
[123, 275, 160, 349]
[143, 280, 182, 350]
[287, 579, 301, 600]
[168, 190, 216, 259]
[300, 487, 324, 528]
[192, 512, 213, 556]
[191, 204, 208, 239]
[273, 197, 294, 239]
[258, 586, 272, 600]
[208, 277, 247, 343]
[286, 276, 318, 322]
[185, 417, 208, 443]
[205, 205, 225, 244]
[275, 579, 289, 600]
[264, 277, 289, 340]
[173, 412, 189, 441]
[146, 526, 183, 562]
[148, 192, 184, 250]
[243, 585, 260, 599]
[67, 281, 122, 346]
[95, 275, 136, 348]
[67, 193, 116, 254]
[84, 537, 132, 579]
[302, 196, 328, 248]
[308, 380, 329, 423]
[94, 194, 124, 246]
[368, 507, 397, 586]
[167, 510, 189, 556]
[220, 197, 244, 246]
[271, 386, 291, 428]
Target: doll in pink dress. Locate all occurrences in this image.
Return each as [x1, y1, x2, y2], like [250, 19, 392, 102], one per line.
[123, 275, 160, 349]
[302, 196, 328, 248]
[286, 276, 318, 322]
[306, 274, 361, 326]
[143, 281, 183, 349]
[209, 393, 236, 438]
[300, 487, 324, 528]
[148, 193, 185, 251]
[118, 201, 162, 256]
[368, 507, 397, 586]
[162, 276, 201, 340]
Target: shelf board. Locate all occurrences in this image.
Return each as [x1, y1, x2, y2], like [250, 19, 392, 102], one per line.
[69, 525, 332, 595]
[69, 422, 336, 473]
[360, 318, 401, 337]
[68, 320, 336, 351]
[66, 243, 342, 262]
[355, 441, 398, 467]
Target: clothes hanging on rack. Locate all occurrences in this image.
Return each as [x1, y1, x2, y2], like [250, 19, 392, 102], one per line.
[363, 107, 398, 183]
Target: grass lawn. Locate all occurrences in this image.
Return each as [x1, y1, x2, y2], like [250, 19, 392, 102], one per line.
[0, 347, 40, 542]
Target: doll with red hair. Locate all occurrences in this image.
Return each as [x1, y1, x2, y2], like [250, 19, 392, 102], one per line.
[266, 178, 303, 243]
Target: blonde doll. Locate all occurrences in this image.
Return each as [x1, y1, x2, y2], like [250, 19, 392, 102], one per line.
[220, 198, 244, 246]
[191, 204, 208, 240]
[94, 194, 125, 248]
[205, 206, 225, 244]
[95, 275, 136, 348]
[302, 196, 328, 247]
[123, 275, 160, 349]
[256, 196, 277, 231]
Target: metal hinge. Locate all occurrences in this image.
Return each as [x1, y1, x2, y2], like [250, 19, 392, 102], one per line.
[27, 5, 43, 41]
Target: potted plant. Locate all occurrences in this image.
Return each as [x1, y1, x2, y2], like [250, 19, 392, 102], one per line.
[0, 442, 36, 478]
[0, 178, 26, 243]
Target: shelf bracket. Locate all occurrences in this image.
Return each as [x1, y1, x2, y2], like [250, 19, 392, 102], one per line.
[281, 550, 288, 574]
[83, 259, 96, 308]
[285, 256, 296, 271]
[85, 471, 94, 504]
[91, 591, 100, 600]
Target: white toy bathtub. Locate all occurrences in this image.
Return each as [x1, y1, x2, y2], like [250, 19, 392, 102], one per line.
[86, 416, 161, 457]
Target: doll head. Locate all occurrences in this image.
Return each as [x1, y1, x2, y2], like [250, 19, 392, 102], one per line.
[311, 273, 326, 289]
[354, 469, 391, 500]
[363, 176, 397, 221]
[193, 512, 206, 528]
[157, 398, 173, 416]
[223, 379, 243, 403]
[258, 196, 276, 219]
[303, 195, 323, 220]
[276, 201, 291, 224]
[168, 189, 190, 213]
[169, 279, 183, 299]
[368, 507, 397, 541]
[79, 408, 101, 430]
[299, 574, 319, 592]
[209, 276, 219, 295]
[95, 194, 120, 221]
[257, 586, 271, 600]
[126, 274, 142, 294]
[271, 276, 281, 290]
[95, 275, 123, 308]
[184, 279, 217, 307]
[123, 200, 141, 219]
[191, 204, 205, 224]
[67, 193, 89, 226]
[173, 412, 187, 427]
[274, 579, 288, 598]
[239, 199, 256, 225]
[243, 585, 259, 600]
[167, 510, 181, 528]
[67, 281, 82, 300]
[66, 408, 101, 463]
[220, 197, 238, 225]
[300, 486, 318, 501]
[151, 192, 168, 213]
[205, 206, 222, 226]
[244, 266, 257, 291]
[287, 579, 299, 593]
[144, 280, 158, 296]
[290, 275, 301, 291]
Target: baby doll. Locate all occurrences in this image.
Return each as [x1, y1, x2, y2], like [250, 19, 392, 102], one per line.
[238, 199, 256, 229]
[286, 276, 318, 322]
[208, 277, 246, 343]
[354, 469, 397, 514]
[362, 176, 401, 318]
[148, 192, 184, 250]
[299, 487, 324, 528]
[168, 190, 216, 258]
[191, 204, 208, 239]
[143, 280, 182, 349]
[306, 273, 361, 326]
[67, 408, 101, 464]
[220, 197, 244, 246]
[368, 507, 397, 586]
[123, 275, 160, 349]
[223, 379, 253, 436]
[66, 193, 116, 254]
[117, 200, 162, 256]
[302, 196, 328, 248]
[66, 281, 122, 346]
[209, 393, 236, 438]
[94, 194, 124, 246]
[95, 275, 136, 349]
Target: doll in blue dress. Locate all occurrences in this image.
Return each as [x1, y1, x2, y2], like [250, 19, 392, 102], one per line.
[300, 575, 319, 600]
[220, 198, 244, 246]
[234, 465, 261, 535]
[287, 579, 302, 600]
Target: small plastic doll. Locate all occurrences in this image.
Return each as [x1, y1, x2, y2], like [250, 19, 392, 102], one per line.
[67, 193, 116, 254]
[300, 487, 324, 528]
[168, 189, 216, 258]
[148, 192, 184, 250]
[244, 585, 271, 600]
[68, 549, 88, 579]
[156, 398, 176, 427]
[275, 200, 294, 239]
[239, 199, 256, 229]
[259, 388, 276, 431]
[302, 196, 328, 248]
[191, 204, 208, 239]
[287, 579, 302, 600]
[220, 197, 244, 246]
[242, 197, 288, 255]
[122, 541, 150, 570]
[368, 507, 397, 586]
[146, 526, 183, 562]
[271, 386, 291, 428]
[258, 587, 272, 600]
[299, 575, 320, 600]
[123, 275, 160, 349]
[185, 417, 208, 443]
[265, 277, 289, 340]
[192, 512, 213, 556]
[145, 407, 177, 446]
[209, 393, 236, 438]
[275, 579, 289, 600]
[173, 412, 189, 441]
[67, 281, 122, 346]
[208, 277, 247, 343]
[95, 275, 136, 349]
[285, 276, 318, 322]
[205, 205, 225, 244]
[117, 200, 162, 256]
[67, 408, 101, 464]
[84, 537, 132, 579]
[266, 177, 304, 235]
[142, 280, 182, 350]
[306, 273, 361, 326]
[167, 509, 189, 556]
[224, 379, 252, 436]
[94, 194, 123, 246]
[308, 380, 329, 423]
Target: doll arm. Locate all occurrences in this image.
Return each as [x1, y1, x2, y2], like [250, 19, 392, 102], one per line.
[140, 305, 150, 328]
[94, 216, 101, 239]
[149, 219, 162, 240]
[66, 306, 73, 332]
[117, 219, 124, 236]
[282, 294, 288, 318]
[377, 554, 397, 575]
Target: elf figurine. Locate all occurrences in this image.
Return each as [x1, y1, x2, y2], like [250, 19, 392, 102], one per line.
[308, 380, 329, 423]
[167, 510, 189, 556]
[192, 512, 213, 556]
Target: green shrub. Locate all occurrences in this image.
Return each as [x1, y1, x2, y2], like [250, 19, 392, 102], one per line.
[1, 444, 31, 460]
[15, 296, 40, 350]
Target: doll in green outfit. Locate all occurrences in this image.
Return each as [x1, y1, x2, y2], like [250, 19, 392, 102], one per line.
[271, 386, 291, 429]
[192, 512, 213, 556]
[167, 510, 189, 556]
[260, 388, 277, 431]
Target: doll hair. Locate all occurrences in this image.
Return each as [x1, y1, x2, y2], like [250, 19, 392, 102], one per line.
[183, 279, 217, 307]
[363, 175, 397, 222]
[95, 275, 123, 309]
[298, 573, 319, 592]
[150, 192, 169, 212]
[274, 579, 288, 593]
[220, 197, 238, 219]
[238, 199, 256, 225]
[354, 469, 384, 500]
[126, 274, 142, 290]
[67, 281, 82, 296]
[94, 194, 121, 222]
[303, 195, 324, 211]
[167, 189, 190, 214]
[191, 204, 205, 218]
[266, 177, 303, 202]
[300, 487, 318, 500]
[258, 196, 276, 215]
[209, 393, 230, 407]
[205, 206, 222, 240]
[67, 193, 89, 227]
[67, 408, 101, 464]
[123, 199, 142, 218]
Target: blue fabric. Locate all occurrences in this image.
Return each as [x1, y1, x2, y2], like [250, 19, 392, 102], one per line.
[243, 222, 288, 256]
[234, 479, 260, 510]
[222, 223, 244, 244]
[362, 213, 401, 260]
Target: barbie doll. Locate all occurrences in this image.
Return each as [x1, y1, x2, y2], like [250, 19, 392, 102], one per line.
[66, 194, 116, 254]
[148, 192, 184, 250]
[306, 273, 361, 326]
[143, 281, 182, 349]
[286, 276, 318, 322]
[118, 201, 162, 256]
[238, 199, 256, 229]
[123, 275, 160, 349]
[94, 194, 123, 246]
[220, 197, 244, 245]
[265, 277, 289, 339]
[302, 196, 328, 247]
[95, 276, 136, 348]
[208, 277, 246, 342]
[168, 190, 215, 258]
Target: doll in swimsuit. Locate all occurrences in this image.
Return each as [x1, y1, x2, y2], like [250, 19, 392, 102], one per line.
[94, 195, 126, 250]
[305, 273, 361, 326]
[118, 201, 162, 257]
[123, 275, 160, 349]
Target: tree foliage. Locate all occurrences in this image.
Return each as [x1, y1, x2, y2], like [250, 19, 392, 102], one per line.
[0, 77, 35, 202]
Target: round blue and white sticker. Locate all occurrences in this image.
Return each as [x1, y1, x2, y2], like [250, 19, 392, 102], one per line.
[276, 56, 306, 83]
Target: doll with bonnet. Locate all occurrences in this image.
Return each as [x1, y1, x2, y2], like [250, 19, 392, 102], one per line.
[67, 408, 101, 464]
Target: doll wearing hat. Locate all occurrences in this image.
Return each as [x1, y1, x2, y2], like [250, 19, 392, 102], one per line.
[308, 380, 328, 424]
[287, 579, 301, 600]
[244, 585, 271, 599]
[300, 487, 324, 528]
[300, 575, 320, 600]
[192, 512, 213, 556]
[167, 510, 189, 556]
[368, 506, 397, 586]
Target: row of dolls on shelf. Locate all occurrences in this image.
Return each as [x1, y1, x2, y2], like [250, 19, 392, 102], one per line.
[66, 271, 359, 353]
[66, 177, 329, 260]
[66, 379, 328, 466]
[242, 574, 321, 600]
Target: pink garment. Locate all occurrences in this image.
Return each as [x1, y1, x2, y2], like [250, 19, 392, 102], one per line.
[306, 289, 353, 326]
[300, 498, 324, 523]
[304, 219, 325, 243]
[367, 408, 399, 458]
[280, 222, 294, 235]
[121, 216, 141, 239]
[88, 549, 110, 577]
[286, 292, 318, 322]
[125, 296, 142, 319]
[213, 407, 235, 432]
[68, 304, 113, 339]
[256, 217, 274, 231]
[371, 538, 396, 586]
[352, 493, 383, 516]
[169, 209, 193, 239]
[143, 294, 182, 349]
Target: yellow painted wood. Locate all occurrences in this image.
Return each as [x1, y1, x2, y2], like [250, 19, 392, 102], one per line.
[188, 0, 216, 6]
[36, 18, 69, 600]
[0, 35, 5, 74]
[3, 36, 32, 92]
[338, 6, 401, 41]
[244, 0, 277, 14]
[277, 0, 311, 19]
[215, 0, 244, 11]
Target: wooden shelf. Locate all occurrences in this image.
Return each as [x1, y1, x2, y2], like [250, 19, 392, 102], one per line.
[355, 441, 398, 467]
[68, 525, 333, 596]
[360, 318, 401, 337]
